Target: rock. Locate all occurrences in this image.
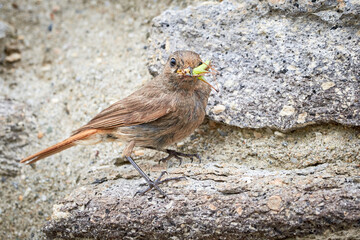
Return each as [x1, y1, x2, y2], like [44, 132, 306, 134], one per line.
[274, 131, 285, 138]
[290, 157, 298, 164]
[279, 105, 296, 117]
[208, 203, 217, 211]
[5, 52, 21, 63]
[134, 150, 145, 156]
[147, 0, 360, 131]
[267, 195, 282, 211]
[0, 98, 33, 177]
[43, 162, 360, 239]
[5, 42, 20, 55]
[235, 206, 243, 215]
[37, 131, 44, 139]
[0, 21, 14, 39]
[297, 112, 307, 124]
[0, 21, 15, 62]
[253, 131, 262, 138]
[1, 1, 358, 239]
[212, 104, 226, 114]
[321, 82, 336, 91]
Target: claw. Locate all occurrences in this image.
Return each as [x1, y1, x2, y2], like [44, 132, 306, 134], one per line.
[158, 149, 201, 166]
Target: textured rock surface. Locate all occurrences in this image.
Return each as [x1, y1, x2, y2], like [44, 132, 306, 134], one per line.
[0, 98, 33, 176]
[147, 0, 360, 130]
[1, 0, 360, 239]
[44, 162, 360, 239]
[0, 1, 207, 239]
[0, 20, 15, 62]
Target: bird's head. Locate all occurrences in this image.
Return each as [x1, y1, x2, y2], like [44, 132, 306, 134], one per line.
[162, 50, 216, 92]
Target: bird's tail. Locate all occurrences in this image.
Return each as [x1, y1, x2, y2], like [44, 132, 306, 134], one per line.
[20, 129, 99, 165]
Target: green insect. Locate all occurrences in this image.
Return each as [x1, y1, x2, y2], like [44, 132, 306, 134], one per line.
[192, 60, 218, 92]
[192, 60, 211, 76]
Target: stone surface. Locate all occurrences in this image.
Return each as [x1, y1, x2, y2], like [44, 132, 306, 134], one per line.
[0, 1, 207, 239]
[5, 52, 21, 63]
[43, 162, 360, 239]
[147, 0, 360, 131]
[1, 0, 360, 239]
[0, 98, 33, 176]
[0, 20, 15, 62]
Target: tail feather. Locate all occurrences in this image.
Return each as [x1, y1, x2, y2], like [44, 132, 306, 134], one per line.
[20, 129, 99, 165]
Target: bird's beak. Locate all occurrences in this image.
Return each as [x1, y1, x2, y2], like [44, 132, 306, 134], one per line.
[176, 62, 218, 92]
[185, 67, 193, 76]
[177, 67, 193, 76]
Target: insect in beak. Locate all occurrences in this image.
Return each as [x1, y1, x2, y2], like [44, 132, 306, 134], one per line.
[176, 61, 219, 92]
[192, 61, 219, 92]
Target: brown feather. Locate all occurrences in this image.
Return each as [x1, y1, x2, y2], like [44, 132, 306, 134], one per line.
[20, 129, 99, 164]
[72, 83, 176, 135]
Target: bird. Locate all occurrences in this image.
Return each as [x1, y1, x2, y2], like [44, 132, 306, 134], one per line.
[21, 50, 214, 196]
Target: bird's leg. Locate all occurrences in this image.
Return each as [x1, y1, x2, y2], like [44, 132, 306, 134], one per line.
[159, 149, 201, 166]
[134, 171, 185, 196]
[126, 156, 185, 197]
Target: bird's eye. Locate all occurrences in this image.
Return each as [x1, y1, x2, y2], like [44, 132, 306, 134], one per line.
[170, 58, 176, 67]
[198, 62, 203, 67]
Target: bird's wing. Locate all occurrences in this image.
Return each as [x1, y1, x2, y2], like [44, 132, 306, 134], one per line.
[72, 85, 175, 135]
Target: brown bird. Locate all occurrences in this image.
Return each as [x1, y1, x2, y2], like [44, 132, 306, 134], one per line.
[21, 50, 214, 195]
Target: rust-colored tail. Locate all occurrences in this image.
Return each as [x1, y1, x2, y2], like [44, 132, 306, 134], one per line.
[20, 129, 99, 165]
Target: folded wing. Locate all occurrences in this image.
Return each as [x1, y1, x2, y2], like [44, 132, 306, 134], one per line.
[73, 85, 175, 135]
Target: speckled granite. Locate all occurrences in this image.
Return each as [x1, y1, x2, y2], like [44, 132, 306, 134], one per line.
[147, 0, 360, 130]
[0, 98, 33, 176]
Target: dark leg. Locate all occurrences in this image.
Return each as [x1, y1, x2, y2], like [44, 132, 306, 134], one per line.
[159, 149, 201, 166]
[126, 156, 185, 197]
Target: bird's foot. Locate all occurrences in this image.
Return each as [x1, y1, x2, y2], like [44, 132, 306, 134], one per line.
[126, 156, 185, 197]
[159, 149, 201, 166]
[135, 171, 185, 197]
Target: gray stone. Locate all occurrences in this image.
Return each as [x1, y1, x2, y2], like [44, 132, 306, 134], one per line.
[147, 0, 360, 131]
[0, 98, 33, 176]
[43, 162, 360, 239]
[1, 0, 359, 239]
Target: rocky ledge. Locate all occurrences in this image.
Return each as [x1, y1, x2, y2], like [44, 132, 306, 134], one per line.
[43, 162, 360, 239]
[147, 0, 360, 131]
